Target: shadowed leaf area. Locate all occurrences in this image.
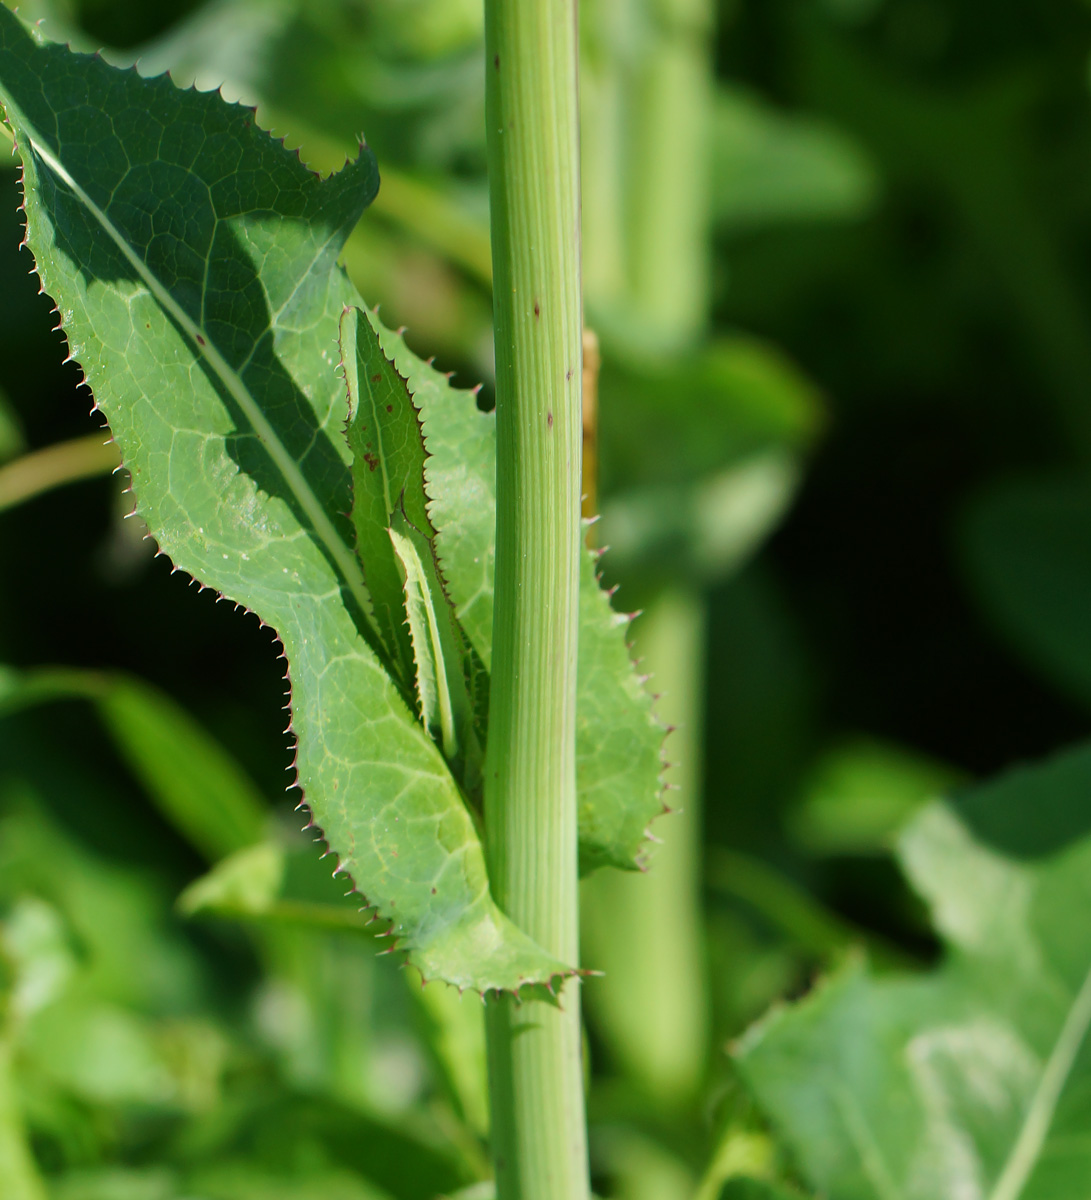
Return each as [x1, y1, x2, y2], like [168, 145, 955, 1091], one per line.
[737, 740, 1091, 1200]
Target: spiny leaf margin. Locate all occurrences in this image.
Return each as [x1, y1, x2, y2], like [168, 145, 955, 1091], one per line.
[356, 318, 667, 873]
[0, 6, 571, 995]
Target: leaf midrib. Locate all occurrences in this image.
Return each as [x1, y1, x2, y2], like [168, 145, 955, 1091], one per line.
[9, 101, 373, 631]
[988, 960, 1091, 1200]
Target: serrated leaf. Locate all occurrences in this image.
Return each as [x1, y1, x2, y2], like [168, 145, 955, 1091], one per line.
[359, 321, 663, 873]
[736, 741, 1091, 1200]
[341, 305, 483, 790]
[388, 503, 482, 789]
[341, 304, 426, 687]
[0, 8, 567, 993]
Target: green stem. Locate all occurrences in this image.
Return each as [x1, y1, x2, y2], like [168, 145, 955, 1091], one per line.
[481, 0, 588, 1197]
[0, 1038, 46, 1200]
[623, 0, 713, 350]
[0, 433, 118, 513]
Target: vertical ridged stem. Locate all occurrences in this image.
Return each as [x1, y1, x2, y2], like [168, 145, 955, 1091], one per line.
[481, 1, 589, 1199]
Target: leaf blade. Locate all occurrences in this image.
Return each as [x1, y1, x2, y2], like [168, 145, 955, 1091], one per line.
[0, 8, 567, 993]
[364, 322, 664, 873]
[736, 742, 1091, 1199]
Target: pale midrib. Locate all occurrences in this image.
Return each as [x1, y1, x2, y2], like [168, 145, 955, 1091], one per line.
[988, 962, 1091, 1200]
[19, 112, 374, 629]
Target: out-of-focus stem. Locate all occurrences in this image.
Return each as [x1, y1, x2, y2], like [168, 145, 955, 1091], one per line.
[0, 1038, 46, 1200]
[582, 587, 709, 1101]
[624, 0, 714, 350]
[579, 0, 715, 1111]
[0, 434, 118, 513]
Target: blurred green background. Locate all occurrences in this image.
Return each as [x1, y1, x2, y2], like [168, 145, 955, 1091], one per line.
[1, 0, 1090, 1197]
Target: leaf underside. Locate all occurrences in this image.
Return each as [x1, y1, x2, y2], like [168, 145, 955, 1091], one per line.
[736, 741, 1091, 1200]
[0, 9, 662, 989]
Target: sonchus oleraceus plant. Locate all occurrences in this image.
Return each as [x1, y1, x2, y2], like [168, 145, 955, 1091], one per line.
[0, 3, 662, 1197]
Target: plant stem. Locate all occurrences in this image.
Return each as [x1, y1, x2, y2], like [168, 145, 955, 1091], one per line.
[624, 0, 713, 351]
[0, 1038, 46, 1200]
[0, 433, 118, 513]
[481, 0, 588, 1196]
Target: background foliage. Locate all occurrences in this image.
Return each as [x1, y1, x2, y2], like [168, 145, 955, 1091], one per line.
[1, 0, 1090, 1197]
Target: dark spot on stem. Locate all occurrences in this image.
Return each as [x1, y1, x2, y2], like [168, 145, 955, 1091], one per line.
[547, 411, 553, 429]
[431, 887, 437, 895]
[196, 334, 205, 346]
[494, 53, 500, 69]
[533, 300, 540, 318]
[566, 368, 573, 380]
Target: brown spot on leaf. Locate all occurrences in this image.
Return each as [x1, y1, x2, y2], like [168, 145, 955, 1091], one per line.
[533, 300, 540, 318]
[386, 404, 393, 412]
[371, 373, 381, 382]
[363, 452, 379, 471]
[547, 411, 553, 429]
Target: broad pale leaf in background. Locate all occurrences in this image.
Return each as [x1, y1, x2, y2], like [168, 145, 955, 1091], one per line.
[737, 741, 1091, 1200]
[0, 7, 566, 993]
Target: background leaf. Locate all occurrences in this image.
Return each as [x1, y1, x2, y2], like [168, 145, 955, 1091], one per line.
[736, 741, 1091, 1200]
[959, 475, 1091, 711]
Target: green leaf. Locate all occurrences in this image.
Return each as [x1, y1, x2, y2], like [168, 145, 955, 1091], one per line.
[788, 737, 964, 857]
[341, 303, 425, 686]
[363, 320, 664, 873]
[0, 9, 566, 993]
[51, 1168, 180, 1200]
[342, 306, 483, 789]
[187, 1164, 394, 1200]
[179, 842, 286, 918]
[960, 475, 1091, 710]
[388, 504, 481, 784]
[0, 665, 266, 861]
[712, 86, 879, 232]
[97, 674, 270, 861]
[736, 740, 1091, 1200]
